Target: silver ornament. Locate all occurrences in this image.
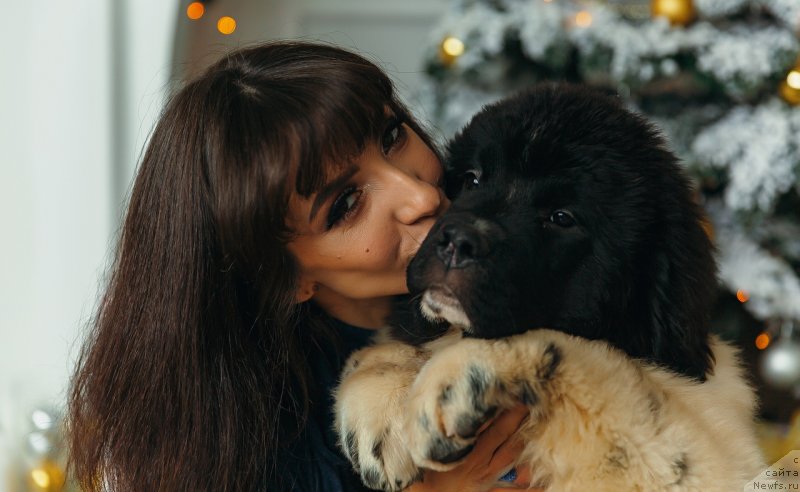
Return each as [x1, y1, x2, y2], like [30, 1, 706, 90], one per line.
[760, 338, 800, 389]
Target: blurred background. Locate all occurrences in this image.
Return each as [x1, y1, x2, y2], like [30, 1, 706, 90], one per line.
[0, 0, 798, 490]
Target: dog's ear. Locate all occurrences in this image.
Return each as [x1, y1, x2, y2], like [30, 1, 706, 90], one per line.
[645, 205, 717, 381]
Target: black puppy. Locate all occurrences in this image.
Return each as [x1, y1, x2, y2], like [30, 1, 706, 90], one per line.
[391, 83, 716, 380]
[334, 84, 762, 491]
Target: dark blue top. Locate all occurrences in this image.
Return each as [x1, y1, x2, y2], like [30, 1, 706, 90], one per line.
[268, 318, 375, 491]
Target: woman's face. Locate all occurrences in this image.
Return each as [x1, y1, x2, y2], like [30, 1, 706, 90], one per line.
[287, 115, 448, 325]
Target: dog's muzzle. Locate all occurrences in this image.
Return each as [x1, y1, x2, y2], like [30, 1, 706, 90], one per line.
[420, 286, 472, 330]
[435, 221, 491, 270]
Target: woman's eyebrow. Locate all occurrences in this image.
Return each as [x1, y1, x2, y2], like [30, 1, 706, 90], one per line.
[308, 164, 359, 223]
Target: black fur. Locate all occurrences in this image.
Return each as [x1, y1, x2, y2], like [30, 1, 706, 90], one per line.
[387, 294, 450, 345]
[345, 430, 359, 471]
[672, 453, 689, 484]
[428, 438, 475, 464]
[391, 83, 717, 380]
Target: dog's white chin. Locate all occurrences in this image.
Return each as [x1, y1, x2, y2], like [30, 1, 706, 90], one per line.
[420, 287, 472, 331]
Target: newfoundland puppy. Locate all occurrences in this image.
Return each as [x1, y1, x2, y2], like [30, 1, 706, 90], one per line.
[334, 83, 763, 491]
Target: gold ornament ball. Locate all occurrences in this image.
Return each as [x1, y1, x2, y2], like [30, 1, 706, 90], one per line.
[651, 0, 695, 26]
[28, 459, 66, 492]
[782, 67, 800, 106]
[439, 36, 465, 66]
[780, 80, 800, 106]
[760, 338, 800, 389]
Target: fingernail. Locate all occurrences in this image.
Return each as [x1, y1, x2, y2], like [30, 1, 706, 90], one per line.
[499, 468, 517, 482]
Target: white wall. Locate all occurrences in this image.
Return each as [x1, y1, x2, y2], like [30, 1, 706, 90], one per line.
[175, 0, 448, 121]
[114, 1, 183, 209]
[0, 0, 114, 442]
[0, 0, 176, 487]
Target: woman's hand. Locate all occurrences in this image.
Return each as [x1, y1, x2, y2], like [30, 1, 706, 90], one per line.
[404, 405, 543, 492]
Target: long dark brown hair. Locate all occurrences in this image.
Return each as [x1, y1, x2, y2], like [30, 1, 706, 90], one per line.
[68, 41, 437, 491]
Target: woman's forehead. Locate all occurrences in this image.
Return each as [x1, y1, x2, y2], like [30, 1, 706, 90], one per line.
[289, 107, 398, 198]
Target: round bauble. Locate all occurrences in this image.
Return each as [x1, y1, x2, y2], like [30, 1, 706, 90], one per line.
[760, 338, 800, 390]
[651, 0, 696, 26]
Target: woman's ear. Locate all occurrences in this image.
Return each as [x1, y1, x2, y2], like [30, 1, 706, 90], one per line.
[294, 277, 318, 304]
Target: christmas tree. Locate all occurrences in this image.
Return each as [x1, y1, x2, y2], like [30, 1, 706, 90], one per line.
[418, 0, 800, 427]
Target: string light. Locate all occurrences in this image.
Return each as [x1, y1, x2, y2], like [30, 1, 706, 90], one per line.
[755, 332, 771, 350]
[186, 2, 204, 20]
[736, 289, 749, 303]
[217, 16, 237, 35]
[575, 11, 593, 27]
[442, 37, 465, 58]
[439, 36, 465, 66]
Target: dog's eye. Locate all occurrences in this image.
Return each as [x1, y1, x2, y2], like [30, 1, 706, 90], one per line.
[462, 170, 481, 191]
[550, 210, 576, 228]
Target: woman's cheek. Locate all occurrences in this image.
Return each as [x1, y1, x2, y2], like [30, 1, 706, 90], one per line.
[360, 233, 400, 270]
[355, 208, 402, 267]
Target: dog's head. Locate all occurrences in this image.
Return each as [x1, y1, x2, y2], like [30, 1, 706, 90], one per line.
[401, 84, 717, 380]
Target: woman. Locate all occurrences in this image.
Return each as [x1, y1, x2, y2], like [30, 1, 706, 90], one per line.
[68, 41, 534, 491]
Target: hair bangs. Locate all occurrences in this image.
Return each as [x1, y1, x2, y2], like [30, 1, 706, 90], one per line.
[226, 76, 397, 240]
[288, 67, 398, 198]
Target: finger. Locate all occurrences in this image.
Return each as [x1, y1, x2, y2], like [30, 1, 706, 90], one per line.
[477, 404, 528, 437]
[475, 402, 525, 437]
[488, 434, 524, 471]
[476, 415, 496, 435]
[468, 405, 529, 464]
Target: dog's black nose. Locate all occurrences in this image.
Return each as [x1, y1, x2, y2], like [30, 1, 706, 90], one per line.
[436, 223, 489, 269]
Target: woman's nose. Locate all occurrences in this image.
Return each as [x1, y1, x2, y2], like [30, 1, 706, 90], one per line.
[390, 169, 443, 225]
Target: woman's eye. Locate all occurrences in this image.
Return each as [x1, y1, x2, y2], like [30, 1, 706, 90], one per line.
[326, 187, 363, 229]
[463, 170, 481, 190]
[381, 117, 406, 155]
[549, 210, 576, 228]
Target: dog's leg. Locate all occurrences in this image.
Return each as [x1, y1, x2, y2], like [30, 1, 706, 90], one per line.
[403, 329, 740, 490]
[334, 340, 432, 491]
[402, 332, 551, 473]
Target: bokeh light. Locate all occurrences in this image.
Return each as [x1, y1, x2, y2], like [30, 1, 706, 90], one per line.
[441, 36, 465, 58]
[31, 469, 51, 489]
[575, 11, 593, 27]
[755, 332, 771, 350]
[787, 70, 800, 90]
[736, 289, 750, 303]
[217, 16, 236, 35]
[186, 2, 204, 20]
